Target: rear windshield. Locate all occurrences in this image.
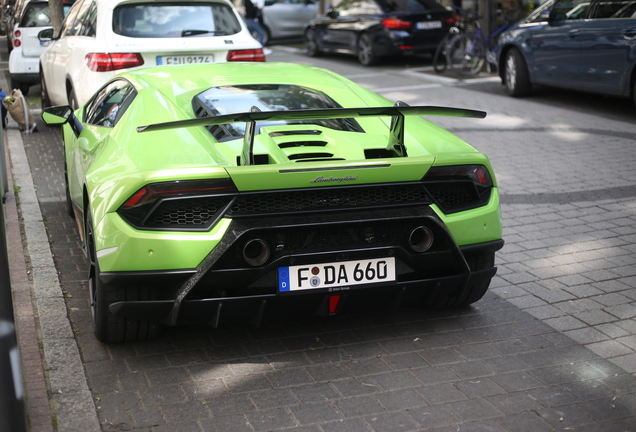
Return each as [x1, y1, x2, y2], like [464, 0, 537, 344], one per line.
[377, 0, 447, 12]
[194, 84, 363, 142]
[112, 2, 241, 38]
[19, 2, 73, 27]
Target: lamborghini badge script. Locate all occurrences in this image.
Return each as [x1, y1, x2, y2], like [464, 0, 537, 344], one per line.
[310, 176, 358, 183]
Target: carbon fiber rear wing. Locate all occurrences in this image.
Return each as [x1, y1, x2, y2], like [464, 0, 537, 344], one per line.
[137, 101, 486, 166]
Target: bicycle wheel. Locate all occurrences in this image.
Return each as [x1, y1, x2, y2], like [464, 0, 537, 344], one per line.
[433, 34, 450, 73]
[446, 34, 485, 77]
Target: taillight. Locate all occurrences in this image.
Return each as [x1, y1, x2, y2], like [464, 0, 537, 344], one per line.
[382, 18, 412, 30]
[227, 49, 266, 62]
[13, 29, 21, 47]
[424, 165, 492, 186]
[445, 15, 460, 26]
[85, 53, 144, 72]
[422, 165, 493, 213]
[121, 179, 237, 209]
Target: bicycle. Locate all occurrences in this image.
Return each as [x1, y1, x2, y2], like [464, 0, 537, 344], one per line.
[432, 7, 466, 73]
[445, 12, 512, 77]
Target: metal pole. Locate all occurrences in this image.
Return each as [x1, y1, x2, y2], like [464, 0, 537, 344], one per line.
[0, 179, 27, 431]
[0, 108, 7, 196]
[0, 321, 27, 432]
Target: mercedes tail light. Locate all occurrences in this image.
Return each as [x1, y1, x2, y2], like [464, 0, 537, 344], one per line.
[85, 53, 144, 72]
[227, 49, 266, 62]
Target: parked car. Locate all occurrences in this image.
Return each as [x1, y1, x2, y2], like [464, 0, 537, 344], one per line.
[497, 0, 636, 107]
[304, 0, 458, 66]
[41, 62, 503, 343]
[8, 0, 74, 94]
[259, 0, 319, 45]
[38, 0, 265, 110]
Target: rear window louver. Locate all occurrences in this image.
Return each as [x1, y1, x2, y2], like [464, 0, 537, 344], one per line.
[278, 141, 328, 149]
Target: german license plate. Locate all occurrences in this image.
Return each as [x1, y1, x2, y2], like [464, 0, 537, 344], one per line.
[416, 21, 442, 30]
[157, 55, 215, 65]
[278, 257, 396, 292]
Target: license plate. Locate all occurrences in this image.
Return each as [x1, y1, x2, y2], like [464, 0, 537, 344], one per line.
[157, 55, 215, 65]
[278, 257, 396, 292]
[416, 21, 442, 30]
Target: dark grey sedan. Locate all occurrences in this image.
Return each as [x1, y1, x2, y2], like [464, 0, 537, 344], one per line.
[497, 0, 636, 107]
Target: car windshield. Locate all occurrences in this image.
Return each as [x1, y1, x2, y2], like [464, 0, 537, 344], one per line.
[112, 2, 241, 38]
[194, 84, 363, 142]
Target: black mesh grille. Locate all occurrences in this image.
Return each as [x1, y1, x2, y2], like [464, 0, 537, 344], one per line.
[146, 197, 232, 226]
[228, 184, 431, 216]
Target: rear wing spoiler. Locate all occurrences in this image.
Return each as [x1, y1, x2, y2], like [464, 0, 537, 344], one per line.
[137, 101, 486, 166]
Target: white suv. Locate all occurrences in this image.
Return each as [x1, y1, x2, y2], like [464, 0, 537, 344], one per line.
[38, 0, 265, 109]
[8, 0, 74, 94]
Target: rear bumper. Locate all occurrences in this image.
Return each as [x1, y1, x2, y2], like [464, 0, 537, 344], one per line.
[8, 47, 40, 80]
[103, 204, 503, 326]
[9, 72, 39, 84]
[111, 261, 499, 326]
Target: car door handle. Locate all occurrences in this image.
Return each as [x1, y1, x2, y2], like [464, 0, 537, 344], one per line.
[568, 30, 580, 38]
[622, 29, 636, 39]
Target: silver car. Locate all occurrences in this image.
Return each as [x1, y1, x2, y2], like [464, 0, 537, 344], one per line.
[260, 0, 318, 45]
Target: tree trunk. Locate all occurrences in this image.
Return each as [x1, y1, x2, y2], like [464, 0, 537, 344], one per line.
[48, 0, 65, 34]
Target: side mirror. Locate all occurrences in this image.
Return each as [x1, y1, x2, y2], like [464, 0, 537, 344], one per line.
[327, 9, 338, 18]
[42, 105, 84, 137]
[38, 27, 55, 41]
[42, 106, 73, 125]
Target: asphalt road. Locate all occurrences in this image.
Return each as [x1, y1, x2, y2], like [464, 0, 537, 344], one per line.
[5, 43, 636, 432]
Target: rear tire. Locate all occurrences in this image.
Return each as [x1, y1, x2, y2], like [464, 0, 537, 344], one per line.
[503, 48, 532, 97]
[305, 28, 322, 57]
[446, 34, 485, 76]
[10, 78, 29, 95]
[87, 210, 162, 343]
[357, 33, 378, 66]
[261, 25, 270, 46]
[64, 163, 74, 218]
[40, 70, 51, 109]
[68, 87, 79, 111]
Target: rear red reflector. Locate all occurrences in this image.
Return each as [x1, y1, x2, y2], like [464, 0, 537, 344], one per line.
[123, 188, 147, 208]
[227, 49, 266, 62]
[85, 53, 144, 72]
[445, 15, 460, 26]
[329, 295, 341, 314]
[13, 39, 21, 48]
[382, 18, 412, 30]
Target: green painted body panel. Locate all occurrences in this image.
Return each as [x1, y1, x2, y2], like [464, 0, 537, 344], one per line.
[51, 62, 502, 271]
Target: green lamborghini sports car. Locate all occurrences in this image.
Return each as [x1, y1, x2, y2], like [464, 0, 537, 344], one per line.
[42, 62, 504, 343]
